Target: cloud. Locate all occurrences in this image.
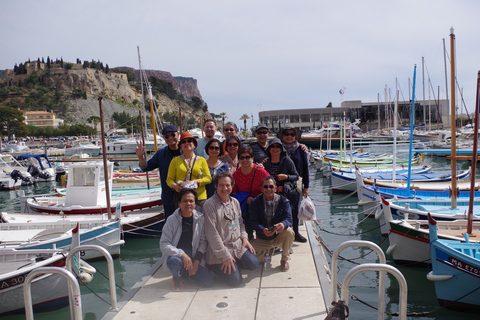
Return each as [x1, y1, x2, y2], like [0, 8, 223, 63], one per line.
[1, 0, 479, 130]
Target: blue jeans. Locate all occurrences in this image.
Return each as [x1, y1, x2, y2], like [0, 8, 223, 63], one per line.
[207, 250, 259, 287]
[166, 256, 214, 287]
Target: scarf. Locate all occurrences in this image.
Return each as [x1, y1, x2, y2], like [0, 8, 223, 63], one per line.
[283, 141, 300, 156]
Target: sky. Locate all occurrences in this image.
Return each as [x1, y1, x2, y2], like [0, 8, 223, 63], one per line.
[1, 0, 480, 130]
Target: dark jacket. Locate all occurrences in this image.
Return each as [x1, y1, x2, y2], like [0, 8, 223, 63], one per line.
[140, 145, 180, 207]
[249, 141, 269, 164]
[249, 193, 293, 240]
[288, 147, 310, 189]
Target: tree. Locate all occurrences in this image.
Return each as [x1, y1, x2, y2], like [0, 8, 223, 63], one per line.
[191, 96, 203, 109]
[326, 102, 333, 108]
[105, 64, 109, 74]
[0, 106, 27, 140]
[219, 112, 227, 128]
[239, 114, 250, 132]
[47, 56, 51, 69]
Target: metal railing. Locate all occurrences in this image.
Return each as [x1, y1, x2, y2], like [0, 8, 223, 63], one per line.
[331, 240, 408, 320]
[23, 245, 118, 320]
[24, 267, 82, 320]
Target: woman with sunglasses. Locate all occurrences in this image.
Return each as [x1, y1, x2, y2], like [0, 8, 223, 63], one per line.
[220, 121, 240, 155]
[232, 146, 270, 240]
[167, 132, 212, 207]
[223, 135, 242, 174]
[263, 138, 304, 242]
[277, 126, 309, 242]
[204, 139, 229, 198]
[160, 188, 214, 291]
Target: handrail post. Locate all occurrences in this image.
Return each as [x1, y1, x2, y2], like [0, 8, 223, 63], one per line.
[66, 245, 118, 311]
[331, 240, 386, 320]
[341, 263, 408, 320]
[24, 267, 82, 320]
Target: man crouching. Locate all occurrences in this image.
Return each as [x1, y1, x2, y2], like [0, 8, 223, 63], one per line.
[249, 176, 295, 271]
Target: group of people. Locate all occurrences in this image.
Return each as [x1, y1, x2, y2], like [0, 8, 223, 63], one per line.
[135, 119, 310, 290]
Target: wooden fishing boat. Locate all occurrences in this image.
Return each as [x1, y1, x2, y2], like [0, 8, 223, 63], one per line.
[427, 214, 480, 311]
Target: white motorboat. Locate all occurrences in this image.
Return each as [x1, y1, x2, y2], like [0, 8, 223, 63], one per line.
[64, 140, 101, 157]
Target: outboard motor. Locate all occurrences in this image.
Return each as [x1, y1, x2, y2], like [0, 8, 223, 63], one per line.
[10, 169, 24, 183]
[27, 164, 40, 178]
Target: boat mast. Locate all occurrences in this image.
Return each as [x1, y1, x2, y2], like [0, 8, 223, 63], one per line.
[443, 38, 450, 126]
[407, 64, 417, 189]
[467, 70, 480, 234]
[450, 28, 457, 209]
[392, 79, 398, 181]
[137, 46, 148, 140]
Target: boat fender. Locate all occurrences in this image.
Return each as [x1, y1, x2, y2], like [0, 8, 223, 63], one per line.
[80, 260, 97, 275]
[79, 271, 94, 284]
[426, 271, 453, 282]
[386, 244, 396, 255]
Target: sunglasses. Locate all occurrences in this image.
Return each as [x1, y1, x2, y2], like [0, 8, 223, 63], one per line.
[164, 133, 176, 139]
[263, 185, 275, 189]
[224, 128, 235, 132]
[270, 145, 282, 149]
[208, 146, 220, 151]
[256, 131, 268, 135]
[180, 139, 195, 144]
[227, 143, 239, 147]
[283, 132, 296, 137]
[239, 155, 252, 160]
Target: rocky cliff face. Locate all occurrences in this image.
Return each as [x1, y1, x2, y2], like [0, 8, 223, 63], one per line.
[3, 62, 205, 125]
[117, 67, 203, 101]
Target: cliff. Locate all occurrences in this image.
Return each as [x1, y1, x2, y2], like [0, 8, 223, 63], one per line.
[1, 61, 205, 125]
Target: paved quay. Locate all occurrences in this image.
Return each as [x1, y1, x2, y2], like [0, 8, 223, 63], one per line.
[103, 222, 330, 320]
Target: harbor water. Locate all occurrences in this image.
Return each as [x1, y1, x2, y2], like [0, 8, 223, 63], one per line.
[1, 147, 478, 319]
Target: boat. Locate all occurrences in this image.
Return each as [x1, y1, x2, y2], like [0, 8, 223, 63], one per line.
[16, 153, 56, 182]
[103, 137, 155, 154]
[0, 245, 96, 316]
[64, 140, 101, 157]
[55, 184, 162, 197]
[377, 195, 480, 266]
[427, 213, 480, 311]
[2, 140, 29, 153]
[0, 216, 124, 260]
[0, 154, 33, 185]
[20, 161, 162, 215]
[112, 170, 160, 188]
[0, 171, 24, 190]
[330, 166, 466, 193]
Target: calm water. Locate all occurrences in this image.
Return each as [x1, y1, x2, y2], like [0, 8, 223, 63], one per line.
[1, 151, 477, 319]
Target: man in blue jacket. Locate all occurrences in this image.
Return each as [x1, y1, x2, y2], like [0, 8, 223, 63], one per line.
[136, 125, 181, 219]
[249, 176, 295, 271]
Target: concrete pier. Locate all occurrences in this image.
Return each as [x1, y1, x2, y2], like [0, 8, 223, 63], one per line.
[103, 222, 330, 320]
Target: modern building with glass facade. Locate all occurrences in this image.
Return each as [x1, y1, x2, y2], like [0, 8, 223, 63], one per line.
[258, 99, 450, 132]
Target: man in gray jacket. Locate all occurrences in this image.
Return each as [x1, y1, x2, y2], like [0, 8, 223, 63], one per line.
[203, 171, 259, 287]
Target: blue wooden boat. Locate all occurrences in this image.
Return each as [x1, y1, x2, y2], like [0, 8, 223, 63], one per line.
[427, 213, 480, 312]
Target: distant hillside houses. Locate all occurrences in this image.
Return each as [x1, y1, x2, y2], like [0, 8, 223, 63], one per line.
[22, 110, 64, 128]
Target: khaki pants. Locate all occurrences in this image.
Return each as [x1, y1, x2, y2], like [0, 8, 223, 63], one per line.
[253, 227, 295, 263]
